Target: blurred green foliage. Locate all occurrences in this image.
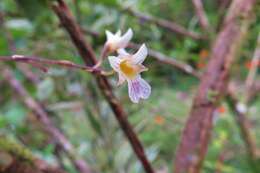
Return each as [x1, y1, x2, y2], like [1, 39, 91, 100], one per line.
[0, 0, 259, 173]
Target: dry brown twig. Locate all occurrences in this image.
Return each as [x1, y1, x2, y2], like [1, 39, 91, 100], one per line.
[0, 12, 41, 83]
[226, 90, 259, 160]
[226, 32, 260, 171]
[128, 43, 201, 78]
[51, 1, 154, 173]
[248, 81, 260, 102]
[1, 3, 200, 172]
[124, 7, 204, 40]
[0, 13, 94, 173]
[245, 33, 260, 102]
[0, 55, 112, 76]
[1, 1, 259, 173]
[79, 6, 258, 173]
[191, 0, 260, 165]
[174, 0, 256, 173]
[191, 0, 211, 32]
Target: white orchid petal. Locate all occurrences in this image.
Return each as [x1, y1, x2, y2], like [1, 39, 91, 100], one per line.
[117, 73, 126, 86]
[132, 44, 148, 64]
[127, 75, 151, 103]
[108, 56, 121, 71]
[117, 48, 130, 56]
[117, 28, 133, 49]
[137, 76, 151, 99]
[105, 30, 114, 40]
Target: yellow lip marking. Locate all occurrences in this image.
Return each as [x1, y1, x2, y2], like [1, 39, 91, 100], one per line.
[120, 60, 138, 79]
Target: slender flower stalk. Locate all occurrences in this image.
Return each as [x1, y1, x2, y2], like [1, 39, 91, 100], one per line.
[108, 44, 151, 103]
[0, 55, 111, 75]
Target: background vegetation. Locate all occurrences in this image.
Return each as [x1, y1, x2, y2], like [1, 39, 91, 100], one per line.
[0, 0, 259, 173]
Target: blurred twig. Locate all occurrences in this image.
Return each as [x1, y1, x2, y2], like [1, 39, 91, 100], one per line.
[191, 0, 210, 32]
[52, 1, 154, 173]
[0, 12, 40, 83]
[0, 14, 93, 173]
[248, 81, 260, 103]
[214, 137, 227, 173]
[0, 55, 110, 75]
[226, 91, 260, 166]
[123, 7, 204, 40]
[2, 67, 93, 173]
[226, 33, 260, 172]
[174, 0, 256, 173]
[218, 0, 232, 12]
[16, 63, 41, 84]
[128, 43, 201, 78]
[216, 0, 232, 31]
[191, 1, 260, 165]
[245, 33, 260, 102]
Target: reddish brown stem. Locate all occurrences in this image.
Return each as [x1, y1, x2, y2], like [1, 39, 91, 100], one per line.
[174, 0, 256, 173]
[191, 0, 210, 32]
[226, 91, 258, 160]
[0, 55, 105, 74]
[226, 34, 260, 172]
[16, 63, 40, 84]
[245, 33, 260, 102]
[0, 14, 40, 84]
[52, 1, 154, 173]
[0, 13, 93, 173]
[248, 82, 260, 103]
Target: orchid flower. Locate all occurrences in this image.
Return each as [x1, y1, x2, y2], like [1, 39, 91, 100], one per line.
[94, 29, 133, 69]
[105, 28, 133, 53]
[108, 44, 151, 103]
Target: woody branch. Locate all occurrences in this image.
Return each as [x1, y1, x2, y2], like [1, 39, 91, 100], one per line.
[51, 0, 154, 173]
[174, 0, 256, 173]
[0, 55, 109, 75]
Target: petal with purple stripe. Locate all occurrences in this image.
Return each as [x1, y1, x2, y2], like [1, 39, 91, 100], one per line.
[127, 75, 151, 103]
